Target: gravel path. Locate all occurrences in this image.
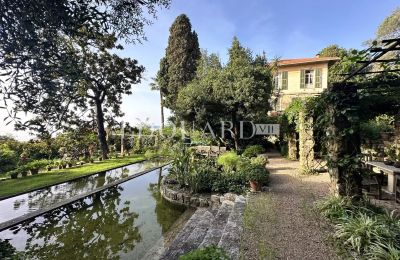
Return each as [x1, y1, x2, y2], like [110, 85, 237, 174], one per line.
[240, 152, 337, 260]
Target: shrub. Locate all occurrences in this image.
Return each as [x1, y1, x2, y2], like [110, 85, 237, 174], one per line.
[366, 242, 400, 260]
[25, 159, 49, 172]
[334, 213, 396, 255]
[217, 151, 240, 172]
[242, 145, 265, 158]
[317, 196, 353, 222]
[360, 121, 381, 140]
[0, 144, 18, 174]
[245, 164, 269, 185]
[318, 197, 400, 258]
[212, 170, 248, 194]
[144, 149, 157, 159]
[188, 159, 219, 193]
[8, 169, 19, 179]
[170, 147, 192, 187]
[375, 114, 395, 133]
[179, 245, 229, 260]
[250, 155, 268, 166]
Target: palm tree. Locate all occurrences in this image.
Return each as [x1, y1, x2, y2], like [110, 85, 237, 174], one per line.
[149, 78, 164, 129]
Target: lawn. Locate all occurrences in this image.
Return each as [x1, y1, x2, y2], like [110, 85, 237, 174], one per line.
[0, 155, 146, 199]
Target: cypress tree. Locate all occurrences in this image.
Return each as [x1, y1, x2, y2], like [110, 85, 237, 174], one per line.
[159, 14, 201, 111]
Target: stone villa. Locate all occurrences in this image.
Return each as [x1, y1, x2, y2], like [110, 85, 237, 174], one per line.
[271, 56, 340, 111]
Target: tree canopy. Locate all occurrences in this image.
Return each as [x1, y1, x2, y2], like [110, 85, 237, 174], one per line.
[0, 0, 170, 137]
[158, 14, 201, 110]
[176, 38, 273, 149]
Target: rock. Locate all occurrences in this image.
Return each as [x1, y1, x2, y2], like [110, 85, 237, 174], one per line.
[177, 193, 184, 203]
[211, 195, 220, 205]
[170, 191, 178, 200]
[184, 195, 191, 205]
[199, 198, 209, 207]
[190, 197, 199, 207]
[223, 193, 237, 202]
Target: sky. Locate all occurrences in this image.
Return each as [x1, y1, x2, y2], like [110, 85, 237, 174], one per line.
[1, 0, 399, 140]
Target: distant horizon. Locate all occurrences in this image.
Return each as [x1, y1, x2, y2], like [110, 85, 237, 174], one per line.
[1, 0, 399, 140]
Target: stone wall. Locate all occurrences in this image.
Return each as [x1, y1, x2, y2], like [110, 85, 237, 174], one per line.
[160, 177, 239, 208]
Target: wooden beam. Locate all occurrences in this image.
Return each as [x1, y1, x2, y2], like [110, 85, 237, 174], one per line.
[356, 59, 399, 63]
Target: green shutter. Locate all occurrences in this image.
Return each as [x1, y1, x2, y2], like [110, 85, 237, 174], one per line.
[300, 70, 305, 88]
[315, 68, 322, 88]
[282, 71, 288, 90]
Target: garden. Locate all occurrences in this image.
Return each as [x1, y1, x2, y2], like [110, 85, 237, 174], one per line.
[1, 2, 400, 260]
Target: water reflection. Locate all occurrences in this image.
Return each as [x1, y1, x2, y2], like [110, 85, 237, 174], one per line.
[0, 160, 163, 223]
[7, 187, 140, 260]
[0, 167, 188, 260]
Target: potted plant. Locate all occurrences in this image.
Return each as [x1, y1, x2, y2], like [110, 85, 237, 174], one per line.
[246, 164, 269, 192]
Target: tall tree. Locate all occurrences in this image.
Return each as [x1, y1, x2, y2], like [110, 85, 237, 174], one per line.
[176, 51, 223, 128]
[0, 0, 170, 135]
[159, 14, 201, 110]
[376, 7, 400, 40]
[77, 37, 144, 159]
[215, 38, 272, 149]
[176, 39, 273, 150]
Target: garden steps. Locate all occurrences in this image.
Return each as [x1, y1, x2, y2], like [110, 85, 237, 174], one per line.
[217, 195, 246, 260]
[160, 195, 246, 260]
[199, 200, 234, 248]
[159, 208, 213, 260]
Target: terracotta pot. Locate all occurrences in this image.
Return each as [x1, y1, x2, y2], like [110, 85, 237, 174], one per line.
[249, 180, 261, 192]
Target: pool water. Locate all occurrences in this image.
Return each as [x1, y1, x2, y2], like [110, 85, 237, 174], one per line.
[0, 166, 188, 259]
[0, 160, 164, 223]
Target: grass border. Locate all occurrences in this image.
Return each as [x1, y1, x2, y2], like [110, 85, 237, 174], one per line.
[0, 156, 147, 200]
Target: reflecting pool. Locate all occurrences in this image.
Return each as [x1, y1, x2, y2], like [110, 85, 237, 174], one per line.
[0, 160, 165, 223]
[0, 166, 189, 259]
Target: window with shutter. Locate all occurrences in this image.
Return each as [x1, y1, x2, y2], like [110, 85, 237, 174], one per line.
[315, 68, 322, 88]
[282, 71, 288, 90]
[300, 70, 305, 88]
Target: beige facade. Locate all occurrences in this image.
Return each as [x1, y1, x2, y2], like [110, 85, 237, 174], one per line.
[272, 57, 339, 111]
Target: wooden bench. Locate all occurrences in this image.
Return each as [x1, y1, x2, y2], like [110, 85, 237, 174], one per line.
[364, 161, 400, 195]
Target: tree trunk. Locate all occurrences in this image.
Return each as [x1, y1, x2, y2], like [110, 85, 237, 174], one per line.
[231, 110, 239, 150]
[95, 99, 109, 159]
[160, 90, 165, 129]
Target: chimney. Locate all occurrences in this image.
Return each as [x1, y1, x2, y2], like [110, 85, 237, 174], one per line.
[315, 53, 320, 58]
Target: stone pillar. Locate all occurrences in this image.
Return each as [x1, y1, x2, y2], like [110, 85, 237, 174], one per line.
[287, 133, 297, 160]
[298, 110, 315, 173]
[327, 84, 361, 197]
